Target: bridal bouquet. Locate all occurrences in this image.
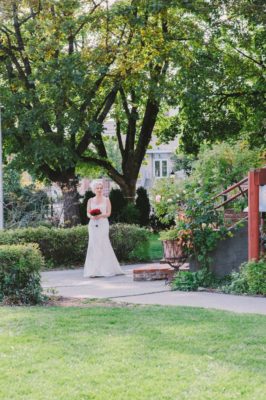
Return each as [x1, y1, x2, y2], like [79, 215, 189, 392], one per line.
[89, 208, 102, 216]
[89, 209, 102, 227]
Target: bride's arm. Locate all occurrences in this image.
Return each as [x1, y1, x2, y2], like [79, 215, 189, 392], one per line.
[100, 198, 111, 218]
[87, 198, 96, 219]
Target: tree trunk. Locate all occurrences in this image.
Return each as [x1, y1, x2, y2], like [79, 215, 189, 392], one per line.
[120, 180, 137, 203]
[60, 178, 80, 227]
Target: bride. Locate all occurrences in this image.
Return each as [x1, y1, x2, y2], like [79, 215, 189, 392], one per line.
[84, 179, 124, 277]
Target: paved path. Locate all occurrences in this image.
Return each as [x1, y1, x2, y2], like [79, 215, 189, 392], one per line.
[41, 264, 266, 315]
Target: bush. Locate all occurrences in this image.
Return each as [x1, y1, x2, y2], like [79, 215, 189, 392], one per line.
[222, 259, 266, 295]
[109, 189, 127, 223]
[186, 141, 262, 201]
[0, 243, 44, 304]
[246, 259, 266, 295]
[109, 223, 149, 261]
[0, 226, 88, 268]
[172, 271, 199, 291]
[120, 203, 140, 225]
[3, 164, 50, 229]
[135, 187, 151, 226]
[149, 214, 173, 233]
[150, 177, 185, 225]
[172, 268, 215, 292]
[79, 190, 94, 225]
[0, 224, 149, 268]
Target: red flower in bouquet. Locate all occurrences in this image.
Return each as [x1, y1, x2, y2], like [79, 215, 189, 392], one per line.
[89, 208, 102, 216]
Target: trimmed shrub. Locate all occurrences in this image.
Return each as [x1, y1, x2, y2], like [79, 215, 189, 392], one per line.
[0, 226, 88, 268]
[109, 189, 127, 223]
[0, 243, 44, 304]
[120, 203, 140, 225]
[109, 223, 149, 261]
[0, 224, 149, 268]
[136, 187, 151, 226]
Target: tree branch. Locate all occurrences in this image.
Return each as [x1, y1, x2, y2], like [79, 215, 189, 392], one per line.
[81, 155, 125, 186]
[115, 119, 125, 157]
[12, 3, 33, 80]
[233, 47, 265, 69]
[76, 86, 118, 156]
[119, 87, 131, 120]
[214, 90, 266, 98]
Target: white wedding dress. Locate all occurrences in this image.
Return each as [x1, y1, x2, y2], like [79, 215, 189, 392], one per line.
[84, 196, 124, 277]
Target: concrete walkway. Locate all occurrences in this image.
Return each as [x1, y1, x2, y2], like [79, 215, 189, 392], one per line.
[41, 264, 266, 315]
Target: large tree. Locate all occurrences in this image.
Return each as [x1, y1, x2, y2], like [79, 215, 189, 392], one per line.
[157, 0, 266, 154]
[0, 0, 121, 225]
[1, 0, 208, 207]
[80, 0, 208, 200]
[1, 0, 220, 219]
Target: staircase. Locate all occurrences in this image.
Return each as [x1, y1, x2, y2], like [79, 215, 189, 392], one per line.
[158, 176, 251, 277]
[212, 176, 248, 226]
[189, 176, 250, 277]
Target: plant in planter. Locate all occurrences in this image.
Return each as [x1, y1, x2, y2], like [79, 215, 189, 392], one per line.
[160, 198, 229, 273]
[159, 216, 193, 266]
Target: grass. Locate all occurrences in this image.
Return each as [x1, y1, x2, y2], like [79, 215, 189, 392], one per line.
[130, 232, 163, 261]
[0, 304, 265, 400]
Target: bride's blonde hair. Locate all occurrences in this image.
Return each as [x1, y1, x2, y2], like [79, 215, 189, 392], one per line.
[90, 179, 104, 194]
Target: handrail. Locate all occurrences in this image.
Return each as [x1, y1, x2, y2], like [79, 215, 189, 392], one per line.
[213, 177, 248, 200]
[213, 176, 248, 210]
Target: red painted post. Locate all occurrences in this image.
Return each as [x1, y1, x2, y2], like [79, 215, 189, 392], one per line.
[248, 170, 260, 261]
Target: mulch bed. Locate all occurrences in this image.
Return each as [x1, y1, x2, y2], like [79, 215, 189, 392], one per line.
[43, 296, 136, 308]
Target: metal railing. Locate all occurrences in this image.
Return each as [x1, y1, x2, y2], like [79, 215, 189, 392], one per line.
[213, 177, 248, 210]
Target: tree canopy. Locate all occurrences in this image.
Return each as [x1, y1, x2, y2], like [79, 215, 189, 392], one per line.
[157, 0, 266, 153]
[1, 0, 264, 227]
[0, 0, 209, 206]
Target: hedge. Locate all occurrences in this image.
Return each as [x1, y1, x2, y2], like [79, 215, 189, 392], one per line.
[0, 243, 44, 304]
[0, 224, 149, 269]
[0, 226, 87, 268]
[109, 223, 149, 261]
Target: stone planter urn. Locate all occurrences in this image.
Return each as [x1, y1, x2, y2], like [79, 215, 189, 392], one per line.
[161, 239, 187, 269]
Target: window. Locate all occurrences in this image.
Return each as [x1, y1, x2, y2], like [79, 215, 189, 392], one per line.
[154, 159, 168, 177]
[162, 160, 167, 177]
[155, 160, 160, 177]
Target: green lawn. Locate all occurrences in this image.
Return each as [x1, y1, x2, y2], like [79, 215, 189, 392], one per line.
[0, 304, 265, 400]
[131, 232, 163, 261]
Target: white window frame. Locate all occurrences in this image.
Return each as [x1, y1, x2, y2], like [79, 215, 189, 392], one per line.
[153, 159, 169, 178]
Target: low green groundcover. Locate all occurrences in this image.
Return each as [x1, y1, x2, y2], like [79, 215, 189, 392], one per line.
[0, 305, 265, 400]
[172, 260, 266, 296]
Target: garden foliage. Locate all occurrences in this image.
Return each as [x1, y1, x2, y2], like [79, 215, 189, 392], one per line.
[186, 142, 262, 201]
[135, 187, 151, 226]
[222, 259, 266, 296]
[4, 165, 50, 229]
[109, 189, 128, 223]
[0, 243, 44, 304]
[150, 177, 185, 225]
[79, 190, 95, 225]
[172, 269, 214, 292]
